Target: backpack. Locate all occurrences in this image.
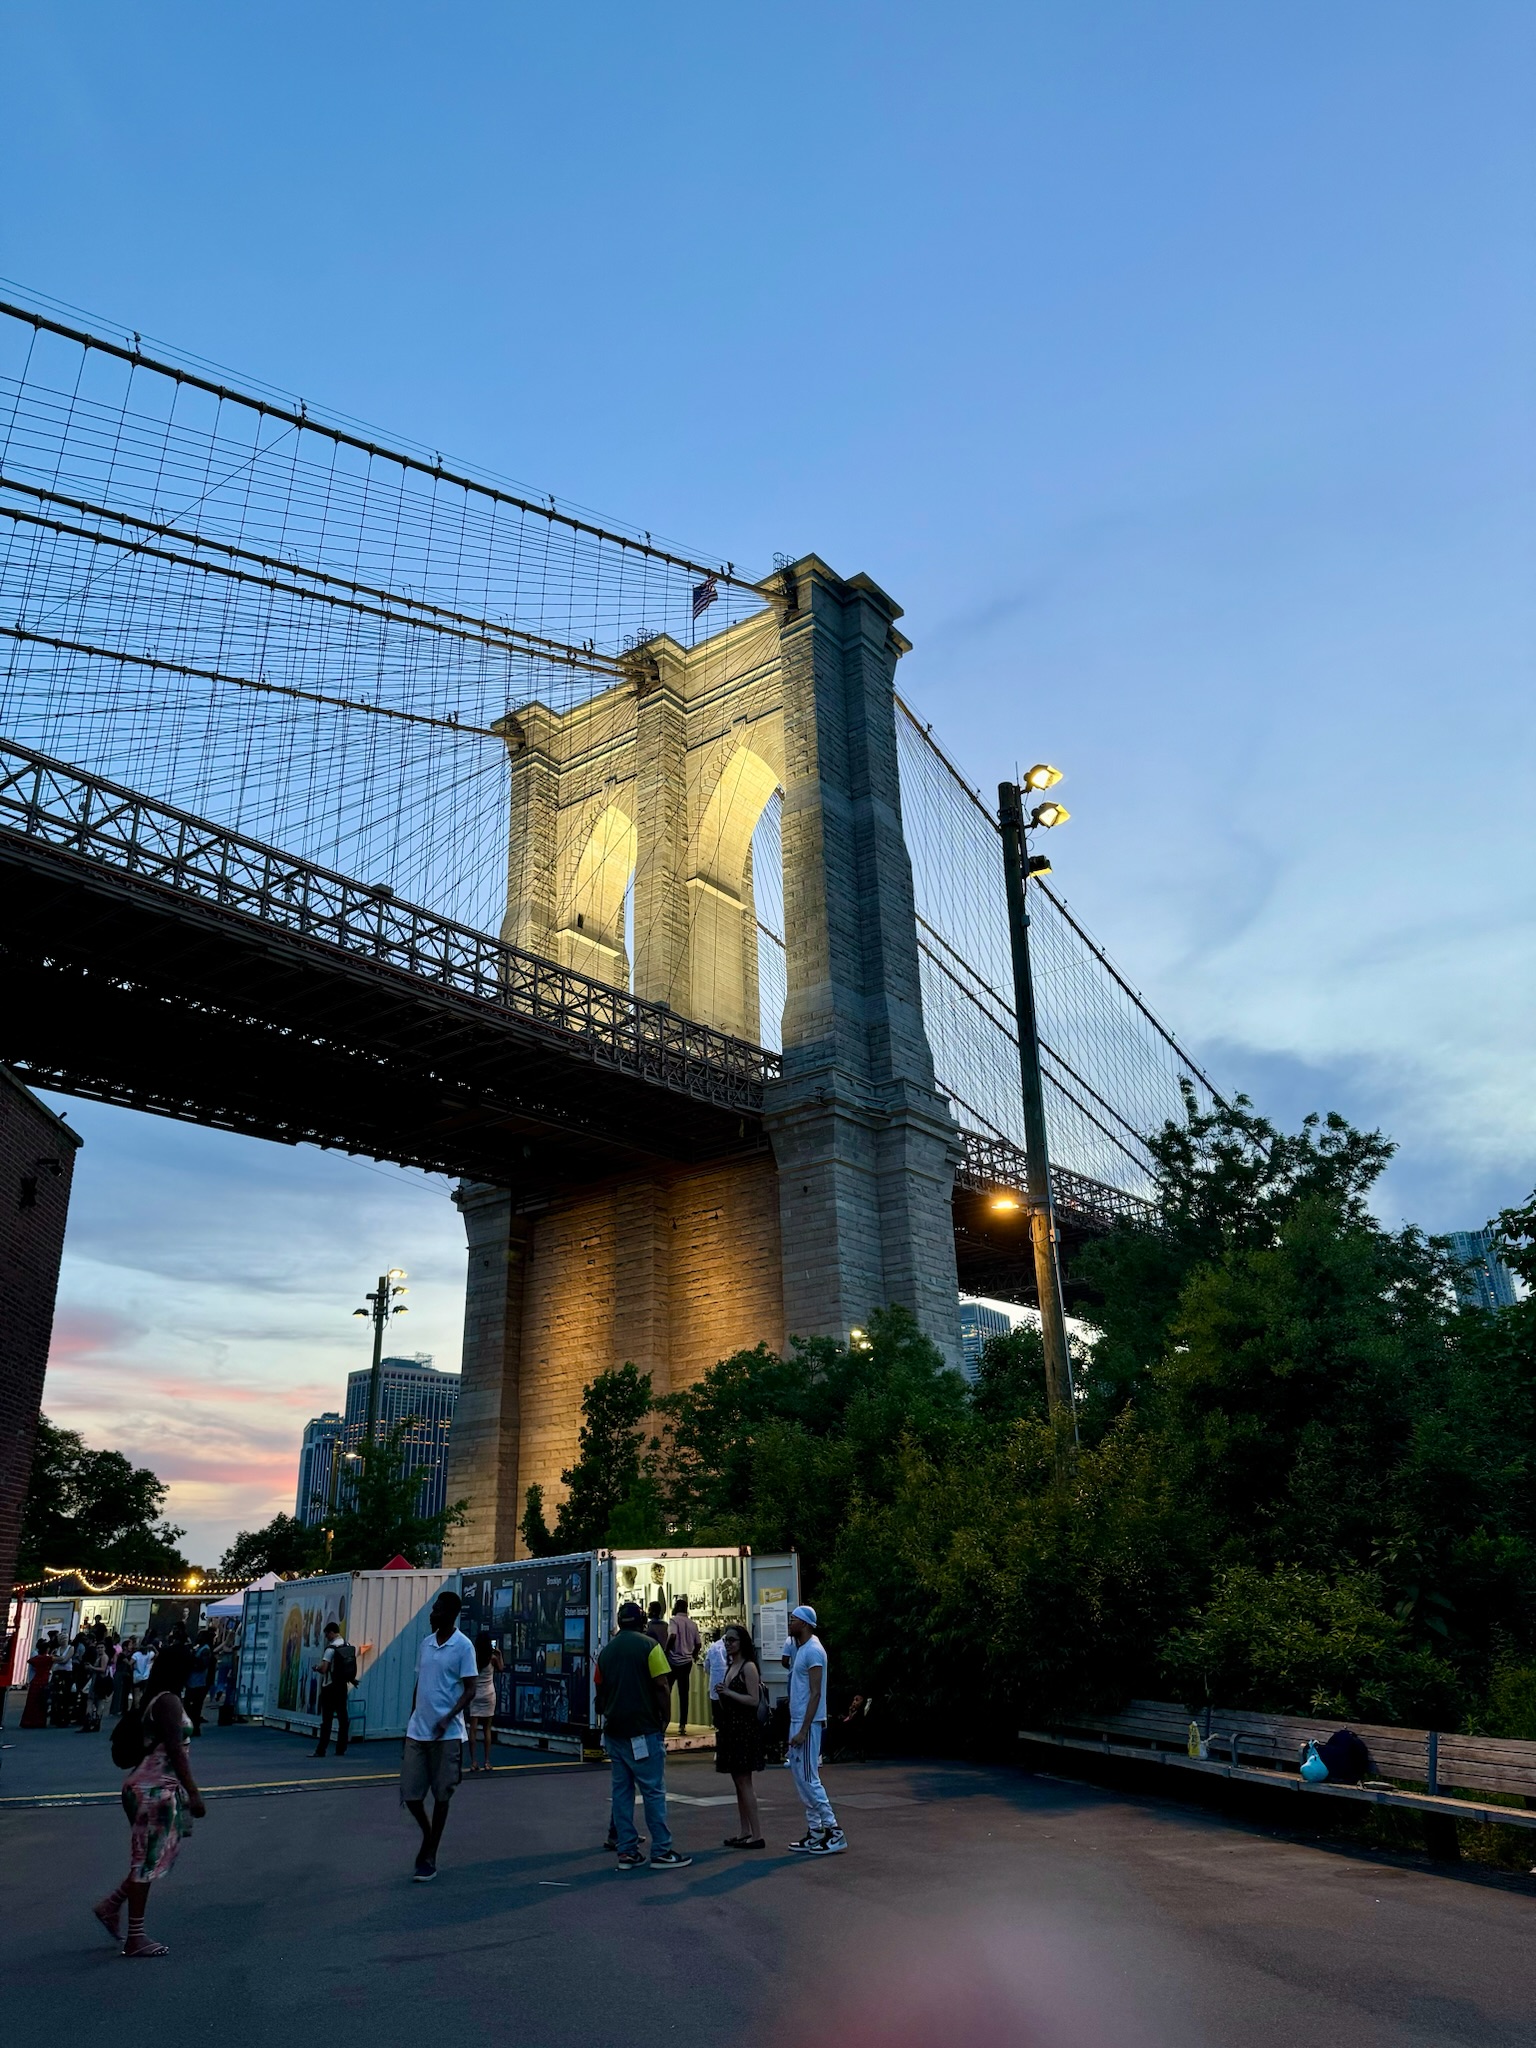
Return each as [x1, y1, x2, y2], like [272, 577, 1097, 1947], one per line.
[110, 1703, 147, 1770]
[1316, 1728, 1371, 1785]
[330, 1643, 358, 1686]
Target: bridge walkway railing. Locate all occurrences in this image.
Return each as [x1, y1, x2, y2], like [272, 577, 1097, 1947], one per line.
[0, 738, 779, 1116]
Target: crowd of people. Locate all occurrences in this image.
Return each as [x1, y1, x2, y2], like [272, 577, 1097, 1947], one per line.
[396, 1590, 848, 1884]
[28, 1588, 849, 1955]
[21, 1618, 235, 1736]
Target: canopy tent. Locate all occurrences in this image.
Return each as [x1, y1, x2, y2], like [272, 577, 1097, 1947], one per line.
[205, 1571, 283, 1619]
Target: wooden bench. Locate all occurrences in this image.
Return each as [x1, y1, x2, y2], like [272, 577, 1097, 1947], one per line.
[1018, 1699, 1536, 1835]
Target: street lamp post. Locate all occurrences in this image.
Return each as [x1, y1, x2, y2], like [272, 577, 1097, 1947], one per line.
[997, 771, 1077, 1437]
[352, 1267, 409, 1457]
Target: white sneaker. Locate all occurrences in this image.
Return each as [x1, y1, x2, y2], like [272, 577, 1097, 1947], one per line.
[805, 1828, 847, 1855]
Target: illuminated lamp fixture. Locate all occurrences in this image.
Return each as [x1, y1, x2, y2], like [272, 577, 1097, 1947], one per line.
[989, 1193, 1022, 1212]
[1030, 801, 1069, 829]
[1023, 763, 1063, 791]
[1026, 854, 1052, 878]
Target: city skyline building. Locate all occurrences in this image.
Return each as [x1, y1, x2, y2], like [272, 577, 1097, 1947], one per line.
[958, 1299, 1013, 1380]
[1449, 1229, 1519, 1313]
[295, 1411, 344, 1524]
[341, 1354, 459, 1518]
[294, 1355, 460, 1526]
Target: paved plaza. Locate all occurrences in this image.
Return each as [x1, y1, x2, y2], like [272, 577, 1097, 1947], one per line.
[3, 1717, 1533, 2047]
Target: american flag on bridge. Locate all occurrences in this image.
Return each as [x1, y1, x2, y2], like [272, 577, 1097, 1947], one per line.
[691, 574, 719, 622]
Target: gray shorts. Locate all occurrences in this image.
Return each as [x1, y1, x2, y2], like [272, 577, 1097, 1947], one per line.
[400, 1737, 462, 1805]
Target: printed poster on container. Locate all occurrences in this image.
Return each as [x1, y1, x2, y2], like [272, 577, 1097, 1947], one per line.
[458, 1559, 591, 1734]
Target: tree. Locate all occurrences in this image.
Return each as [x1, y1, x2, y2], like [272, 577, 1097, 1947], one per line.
[217, 1512, 325, 1580]
[651, 1307, 968, 1559]
[1160, 1564, 1460, 1726]
[971, 1323, 1057, 1429]
[324, 1422, 467, 1571]
[521, 1364, 655, 1554]
[18, 1416, 189, 1579]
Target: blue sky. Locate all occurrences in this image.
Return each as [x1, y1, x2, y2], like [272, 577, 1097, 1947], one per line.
[4, 3, 1531, 1561]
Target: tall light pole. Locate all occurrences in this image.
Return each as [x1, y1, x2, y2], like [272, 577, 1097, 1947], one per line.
[997, 771, 1077, 1437]
[353, 1268, 408, 1460]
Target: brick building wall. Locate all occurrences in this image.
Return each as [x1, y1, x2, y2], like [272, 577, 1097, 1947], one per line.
[0, 1067, 81, 1654]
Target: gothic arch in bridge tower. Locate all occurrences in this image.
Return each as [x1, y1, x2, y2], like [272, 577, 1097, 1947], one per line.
[684, 741, 782, 1039]
[554, 800, 635, 987]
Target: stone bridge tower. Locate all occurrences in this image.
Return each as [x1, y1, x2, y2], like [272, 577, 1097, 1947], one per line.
[444, 557, 961, 1563]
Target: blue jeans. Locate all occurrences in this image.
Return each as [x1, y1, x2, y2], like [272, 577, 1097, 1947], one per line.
[606, 1733, 673, 1855]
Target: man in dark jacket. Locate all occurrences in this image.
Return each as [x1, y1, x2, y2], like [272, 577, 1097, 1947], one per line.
[594, 1602, 692, 1871]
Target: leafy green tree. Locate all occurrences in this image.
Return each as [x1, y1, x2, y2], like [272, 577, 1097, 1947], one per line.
[18, 1416, 188, 1579]
[1160, 1564, 1460, 1725]
[520, 1363, 656, 1553]
[1073, 1086, 1397, 1431]
[652, 1307, 968, 1559]
[970, 1323, 1048, 1429]
[821, 1408, 1202, 1741]
[324, 1422, 466, 1571]
[217, 1512, 325, 1580]
[519, 1482, 557, 1558]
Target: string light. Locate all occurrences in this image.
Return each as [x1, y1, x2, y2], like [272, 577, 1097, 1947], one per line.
[15, 1566, 246, 1597]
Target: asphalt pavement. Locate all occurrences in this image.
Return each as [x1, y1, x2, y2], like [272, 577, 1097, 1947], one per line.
[3, 1717, 1533, 2046]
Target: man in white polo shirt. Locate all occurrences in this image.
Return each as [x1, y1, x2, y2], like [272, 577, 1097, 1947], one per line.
[400, 1588, 478, 1883]
[785, 1605, 846, 1856]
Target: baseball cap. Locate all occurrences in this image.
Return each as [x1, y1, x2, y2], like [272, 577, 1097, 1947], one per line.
[617, 1600, 645, 1625]
[790, 1604, 817, 1627]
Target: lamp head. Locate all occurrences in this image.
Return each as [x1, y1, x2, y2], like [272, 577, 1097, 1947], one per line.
[352, 1308, 368, 1319]
[1026, 853, 1052, 878]
[1023, 763, 1063, 792]
[1030, 801, 1069, 829]
[388, 1268, 407, 1280]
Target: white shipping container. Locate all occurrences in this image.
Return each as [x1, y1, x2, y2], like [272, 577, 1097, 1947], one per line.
[263, 1568, 451, 1741]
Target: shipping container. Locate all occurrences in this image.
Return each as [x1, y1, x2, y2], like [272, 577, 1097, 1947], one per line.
[457, 1546, 800, 1753]
[262, 1568, 451, 1741]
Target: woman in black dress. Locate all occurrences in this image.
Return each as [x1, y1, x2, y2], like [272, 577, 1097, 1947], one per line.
[714, 1623, 766, 1848]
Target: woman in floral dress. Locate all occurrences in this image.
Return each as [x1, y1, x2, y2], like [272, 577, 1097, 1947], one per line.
[94, 1646, 206, 1958]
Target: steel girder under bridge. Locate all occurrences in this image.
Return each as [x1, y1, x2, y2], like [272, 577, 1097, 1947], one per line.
[0, 737, 1147, 1271]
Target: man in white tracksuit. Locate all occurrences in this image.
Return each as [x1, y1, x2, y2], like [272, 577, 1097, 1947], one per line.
[785, 1605, 847, 1856]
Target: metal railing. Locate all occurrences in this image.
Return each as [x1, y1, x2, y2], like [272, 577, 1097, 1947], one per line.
[954, 1127, 1156, 1234]
[0, 738, 781, 1114]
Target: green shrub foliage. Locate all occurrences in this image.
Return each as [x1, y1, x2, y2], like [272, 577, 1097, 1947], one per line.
[528, 1092, 1536, 1741]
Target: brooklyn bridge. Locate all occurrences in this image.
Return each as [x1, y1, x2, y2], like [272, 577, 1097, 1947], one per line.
[0, 297, 1221, 1562]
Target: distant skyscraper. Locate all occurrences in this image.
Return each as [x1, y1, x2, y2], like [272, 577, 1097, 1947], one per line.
[341, 1354, 460, 1518]
[1448, 1230, 1518, 1313]
[958, 1300, 1012, 1380]
[296, 1412, 344, 1525]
